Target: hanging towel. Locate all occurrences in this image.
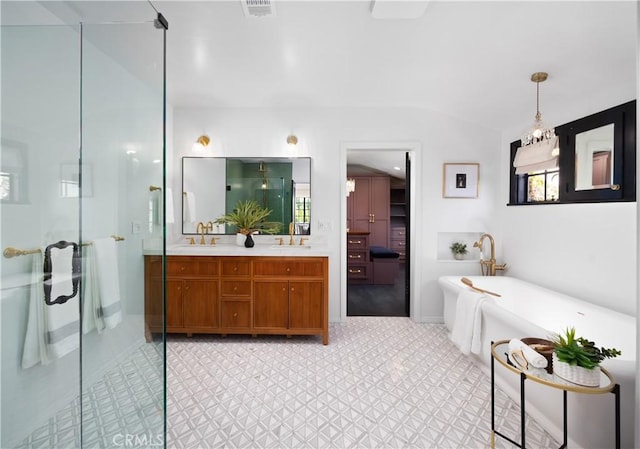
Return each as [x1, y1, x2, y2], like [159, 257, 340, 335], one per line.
[450, 289, 491, 355]
[22, 252, 49, 368]
[45, 244, 76, 304]
[183, 191, 196, 223]
[81, 244, 105, 334]
[22, 250, 80, 368]
[165, 187, 175, 224]
[93, 238, 122, 329]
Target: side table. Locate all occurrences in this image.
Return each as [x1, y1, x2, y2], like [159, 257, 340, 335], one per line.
[490, 339, 620, 449]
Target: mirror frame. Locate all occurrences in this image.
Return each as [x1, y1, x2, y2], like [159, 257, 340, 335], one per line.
[509, 100, 636, 205]
[181, 156, 312, 235]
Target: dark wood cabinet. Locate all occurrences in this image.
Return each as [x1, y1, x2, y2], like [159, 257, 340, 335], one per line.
[144, 255, 329, 344]
[346, 232, 371, 283]
[347, 175, 390, 248]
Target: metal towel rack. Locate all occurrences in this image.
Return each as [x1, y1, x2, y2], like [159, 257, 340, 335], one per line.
[3, 235, 125, 259]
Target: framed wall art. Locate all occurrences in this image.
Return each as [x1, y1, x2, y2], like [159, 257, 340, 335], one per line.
[443, 163, 479, 198]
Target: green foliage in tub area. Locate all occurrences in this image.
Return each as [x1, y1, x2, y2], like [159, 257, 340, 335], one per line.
[550, 327, 621, 370]
[449, 242, 468, 255]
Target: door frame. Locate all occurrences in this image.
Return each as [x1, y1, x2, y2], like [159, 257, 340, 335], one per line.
[339, 141, 422, 321]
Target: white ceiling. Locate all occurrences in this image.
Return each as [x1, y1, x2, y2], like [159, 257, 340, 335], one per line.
[4, 0, 637, 138]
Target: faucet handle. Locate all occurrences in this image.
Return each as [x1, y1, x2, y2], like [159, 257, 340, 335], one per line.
[495, 263, 508, 271]
[275, 237, 284, 246]
[186, 237, 195, 245]
[299, 237, 309, 246]
[210, 237, 220, 246]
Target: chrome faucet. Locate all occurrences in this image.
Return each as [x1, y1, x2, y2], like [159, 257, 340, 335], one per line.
[473, 233, 507, 276]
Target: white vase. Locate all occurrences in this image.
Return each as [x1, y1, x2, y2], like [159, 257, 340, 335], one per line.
[552, 353, 601, 387]
[454, 253, 464, 260]
[236, 233, 245, 247]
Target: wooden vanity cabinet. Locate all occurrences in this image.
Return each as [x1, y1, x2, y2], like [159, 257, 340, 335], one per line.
[144, 255, 329, 344]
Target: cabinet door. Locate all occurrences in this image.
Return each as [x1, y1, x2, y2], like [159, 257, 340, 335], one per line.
[183, 279, 219, 328]
[221, 301, 251, 329]
[369, 176, 390, 247]
[289, 281, 323, 330]
[352, 177, 371, 231]
[253, 281, 289, 329]
[145, 275, 163, 332]
[166, 279, 184, 328]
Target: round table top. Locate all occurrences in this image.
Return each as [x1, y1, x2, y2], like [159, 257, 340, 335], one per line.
[491, 340, 616, 394]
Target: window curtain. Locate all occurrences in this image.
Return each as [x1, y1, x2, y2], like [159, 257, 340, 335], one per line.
[513, 136, 559, 174]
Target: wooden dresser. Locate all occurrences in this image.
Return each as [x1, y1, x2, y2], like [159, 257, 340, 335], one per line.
[145, 255, 329, 344]
[346, 231, 370, 284]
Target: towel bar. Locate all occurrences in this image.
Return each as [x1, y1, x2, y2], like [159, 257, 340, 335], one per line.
[149, 185, 161, 191]
[3, 235, 125, 258]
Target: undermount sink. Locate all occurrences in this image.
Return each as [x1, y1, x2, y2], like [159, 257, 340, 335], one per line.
[269, 245, 312, 250]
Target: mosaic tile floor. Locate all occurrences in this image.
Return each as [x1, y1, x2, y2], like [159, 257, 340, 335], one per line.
[18, 317, 558, 448]
[166, 318, 558, 449]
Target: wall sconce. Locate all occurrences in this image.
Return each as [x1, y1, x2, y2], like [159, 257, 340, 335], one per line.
[286, 134, 298, 148]
[192, 134, 210, 152]
[346, 178, 355, 196]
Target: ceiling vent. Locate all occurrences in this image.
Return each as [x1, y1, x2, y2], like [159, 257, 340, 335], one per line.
[241, 0, 276, 18]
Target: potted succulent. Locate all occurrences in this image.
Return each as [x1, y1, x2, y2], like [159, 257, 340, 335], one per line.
[450, 242, 468, 260]
[550, 327, 621, 387]
[214, 200, 282, 247]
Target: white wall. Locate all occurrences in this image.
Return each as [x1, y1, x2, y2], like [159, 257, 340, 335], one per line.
[172, 107, 502, 322]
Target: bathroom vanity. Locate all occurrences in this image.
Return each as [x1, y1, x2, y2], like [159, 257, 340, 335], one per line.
[144, 249, 329, 345]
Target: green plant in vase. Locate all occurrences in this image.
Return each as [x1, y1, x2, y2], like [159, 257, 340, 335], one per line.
[450, 242, 468, 260]
[549, 327, 621, 386]
[214, 200, 282, 247]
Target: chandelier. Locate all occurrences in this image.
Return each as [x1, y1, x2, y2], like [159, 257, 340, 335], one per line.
[521, 72, 556, 146]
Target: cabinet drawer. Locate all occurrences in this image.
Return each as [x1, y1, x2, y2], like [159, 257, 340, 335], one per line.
[220, 280, 252, 297]
[166, 257, 218, 276]
[220, 260, 251, 276]
[391, 228, 406, 239]
[347, 250, 367, 262]
[391, 240, 406, 249]
[254, 260, 324, 277]
[221, 301, 251, 329]
[347, 263, 370, 280]
[347, 236, 368, 249]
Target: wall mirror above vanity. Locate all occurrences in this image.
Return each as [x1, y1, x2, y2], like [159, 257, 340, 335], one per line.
[509, 100, 636, 205]
[182, 157, 311, 235]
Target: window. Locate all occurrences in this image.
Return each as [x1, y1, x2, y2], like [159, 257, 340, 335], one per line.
[509, 101, 635, 205]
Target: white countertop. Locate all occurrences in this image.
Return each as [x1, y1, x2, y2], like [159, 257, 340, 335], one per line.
[144, 242, 330, 257]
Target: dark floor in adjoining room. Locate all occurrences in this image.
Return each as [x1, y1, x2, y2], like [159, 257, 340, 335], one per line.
[347, 265, 407, 316]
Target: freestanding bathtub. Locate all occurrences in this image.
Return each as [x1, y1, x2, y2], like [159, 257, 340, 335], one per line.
[438, 275, 636, 449]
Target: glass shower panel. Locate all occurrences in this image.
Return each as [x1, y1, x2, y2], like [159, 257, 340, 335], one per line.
[1, 24, 82, 448]
[80, 20, 165, 448]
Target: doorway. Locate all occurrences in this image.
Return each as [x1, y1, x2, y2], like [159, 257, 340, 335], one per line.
[345, 150, 411, 317]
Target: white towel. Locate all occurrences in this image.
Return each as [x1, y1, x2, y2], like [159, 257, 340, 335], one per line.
[81, 244, 105, 334]
[183, 191, 196, 223]
[508, 338, 548, 370]
[450, 289, 490, 355]
[93, 238, 122, 329]
[22, 250, 80, 368]
[165, 187, 175, 224]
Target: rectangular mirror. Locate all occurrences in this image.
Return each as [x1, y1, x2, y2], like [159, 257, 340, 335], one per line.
[182, 157, 311, 235]
[575, 123, 614, 191]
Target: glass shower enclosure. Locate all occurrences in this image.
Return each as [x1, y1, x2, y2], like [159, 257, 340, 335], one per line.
[1, 3, 167, 448]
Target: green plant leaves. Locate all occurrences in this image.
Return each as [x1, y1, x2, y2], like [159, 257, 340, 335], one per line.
[550, 327, 621, 370]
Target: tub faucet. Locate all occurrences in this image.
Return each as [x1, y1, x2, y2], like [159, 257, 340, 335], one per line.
[473, 233, 507, 276]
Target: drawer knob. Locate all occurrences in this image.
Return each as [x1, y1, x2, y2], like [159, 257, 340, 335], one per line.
[348, 254, 361, 259]
[233, 312, 238, 317]
[180, 266, 185, 271]
[185, 286, 189, 290]
[286, 267, 290, 272]
[291, 288, 295, 292]
[233, 286, 238, 291]
[233, 266, 238, 271]
[348, 269, 362, 274]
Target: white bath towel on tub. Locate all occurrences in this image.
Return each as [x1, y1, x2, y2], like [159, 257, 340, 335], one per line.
[450, 289, 490, 355]
[93, 238, 122, 329]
